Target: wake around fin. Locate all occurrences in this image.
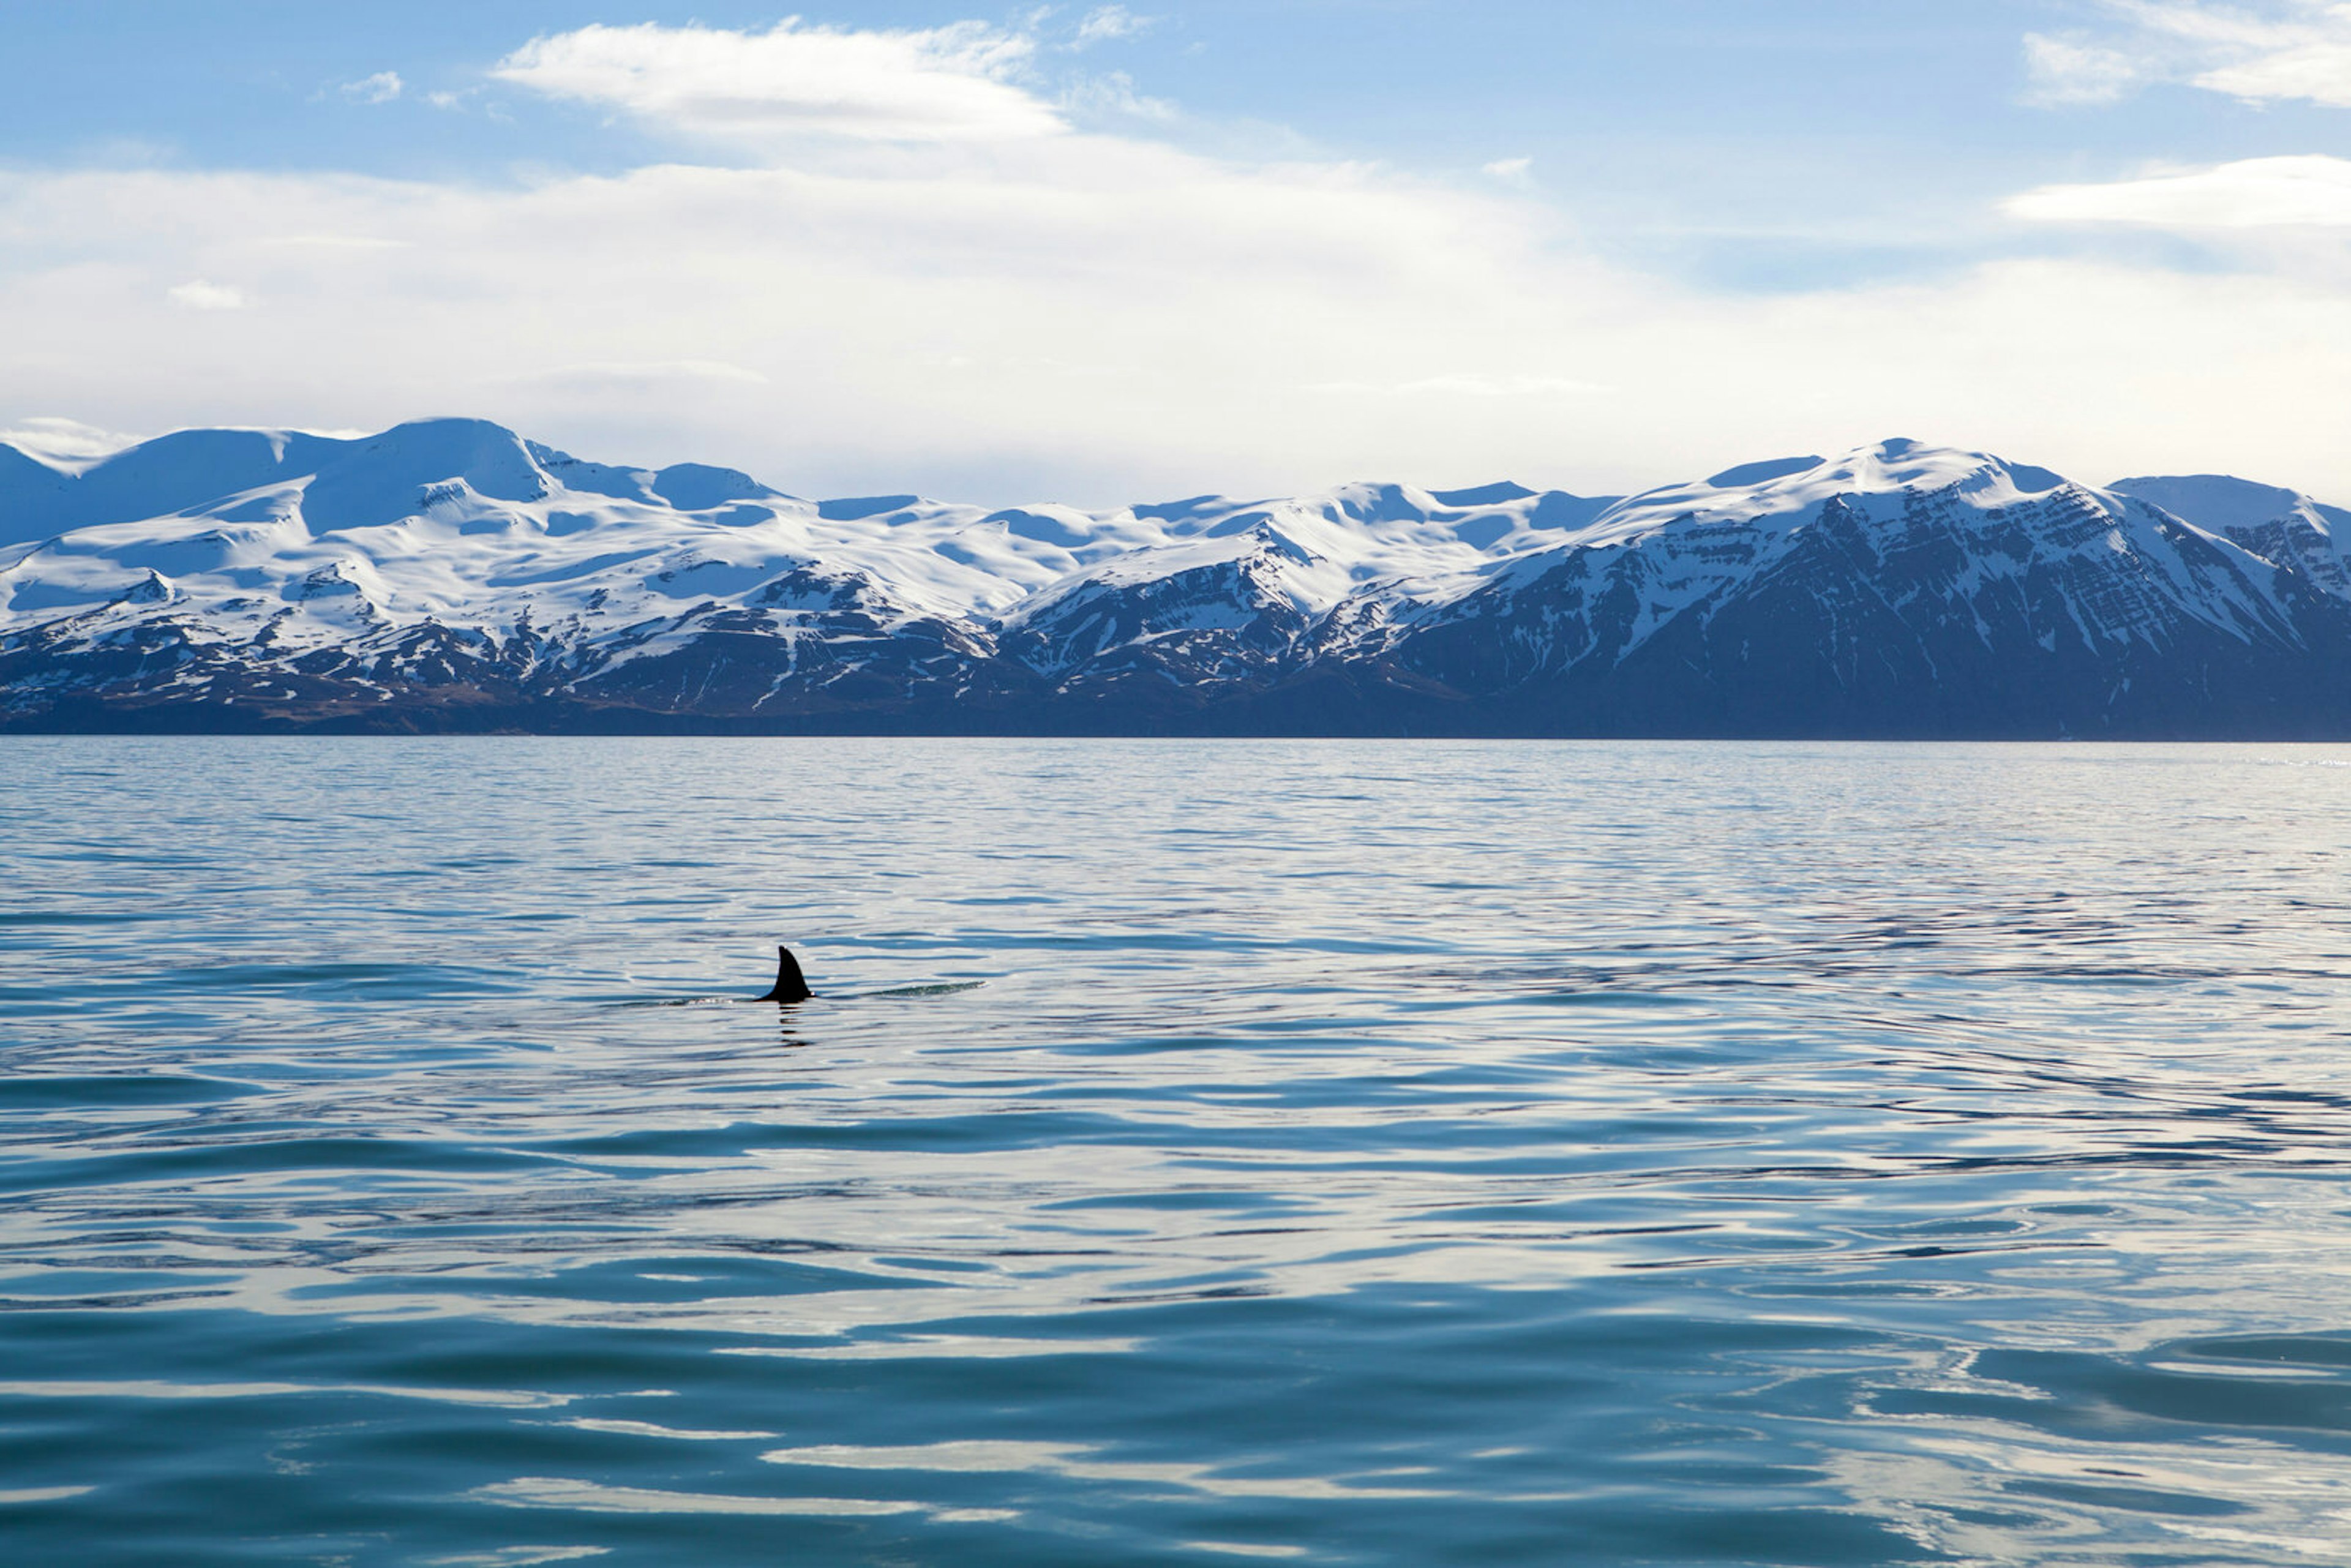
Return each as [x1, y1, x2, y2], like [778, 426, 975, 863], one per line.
[757, 945, 814, 1004]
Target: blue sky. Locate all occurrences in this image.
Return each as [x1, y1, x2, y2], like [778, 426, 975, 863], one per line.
[4, 2, 2349, 501]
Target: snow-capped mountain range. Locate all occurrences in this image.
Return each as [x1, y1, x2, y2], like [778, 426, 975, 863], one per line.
[4, 418, 2347, 736]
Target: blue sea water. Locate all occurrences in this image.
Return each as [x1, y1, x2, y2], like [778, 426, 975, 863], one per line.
[4, 737, 2351, 1567]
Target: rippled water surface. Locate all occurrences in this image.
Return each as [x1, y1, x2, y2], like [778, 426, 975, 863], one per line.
[6, 738, 2351, 1566]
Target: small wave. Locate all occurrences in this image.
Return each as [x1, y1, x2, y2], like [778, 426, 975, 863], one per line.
[610, 981, 986, 1007]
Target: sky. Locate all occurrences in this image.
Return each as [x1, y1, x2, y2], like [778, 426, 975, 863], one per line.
[2, 1, 2349, 505]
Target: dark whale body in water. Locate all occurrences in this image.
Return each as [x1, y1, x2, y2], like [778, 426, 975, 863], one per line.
[756, 946, 813, 1004]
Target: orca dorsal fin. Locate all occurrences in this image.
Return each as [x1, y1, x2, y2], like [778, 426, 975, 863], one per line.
[759, 945, 813, 1004]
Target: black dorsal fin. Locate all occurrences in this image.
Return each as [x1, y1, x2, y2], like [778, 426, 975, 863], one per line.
[759, 945, 813, 1003]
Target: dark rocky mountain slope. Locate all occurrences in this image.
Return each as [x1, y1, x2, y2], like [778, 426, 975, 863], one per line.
[4, 422, 2344, 737]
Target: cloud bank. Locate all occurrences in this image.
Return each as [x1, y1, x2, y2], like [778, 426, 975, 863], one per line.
[2027, 1, 2351, 108]
[4, 17, 2350, 504]
[2011, 154, 2351, 226]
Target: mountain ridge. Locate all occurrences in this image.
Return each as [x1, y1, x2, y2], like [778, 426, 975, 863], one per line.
[4, 419, 2346, 737]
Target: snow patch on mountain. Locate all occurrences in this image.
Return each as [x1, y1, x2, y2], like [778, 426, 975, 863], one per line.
[5, 418, 2347, 733]
[2112, 474, 2351, 601]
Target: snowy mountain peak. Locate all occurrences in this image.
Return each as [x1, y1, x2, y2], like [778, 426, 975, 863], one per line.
[1574, 438, 2091, 550]
[299, 419, 553, 532]
[1727, 437, 2071, 503]
[2112, 473, 2351, 598]
[1703, 456, 1826, 488]
[648, 463, 792, 512]
[1431, 481, 1539, 508]
[7, 418, 2351, 736]
[2110, 474, 2348, 538]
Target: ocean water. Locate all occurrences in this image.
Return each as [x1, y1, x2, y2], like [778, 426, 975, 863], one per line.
[4, 738, 2351, 1567]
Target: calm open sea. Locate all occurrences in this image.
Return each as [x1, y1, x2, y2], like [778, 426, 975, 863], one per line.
[4, 738, 2351, 1566]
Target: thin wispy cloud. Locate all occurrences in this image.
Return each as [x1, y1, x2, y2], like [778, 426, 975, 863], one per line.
[1064, 70, 1177, 122]
[2027, 1, 2351, 108]
[340, 70, 405, 105]
[1074, 6, 1157, 47]
[2020, 36, 2146, 106]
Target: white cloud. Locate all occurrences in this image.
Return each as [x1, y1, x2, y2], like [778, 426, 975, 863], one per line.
[12, 148, 2351, 505]
[492, 21, 1061, 146]
[2009, 154, 2351, 226]
[495, 359, 774, 388]
[1482, 156, 1534, 184]
[255, 233, 411, 252]
[1074, 6, 1157, 47]
[1065, 70, 1176, 122]
[1314, 373, 1607, 398]
[8, 18, 2351, 505]
[2021, 34, 2145, 105]
[165, 279, 249, 310]
[0, 415, 140, 467]
[2197, 36, 2351, 104]
[2031, 2, 2351, 108]
[340, 71, 404, 105]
